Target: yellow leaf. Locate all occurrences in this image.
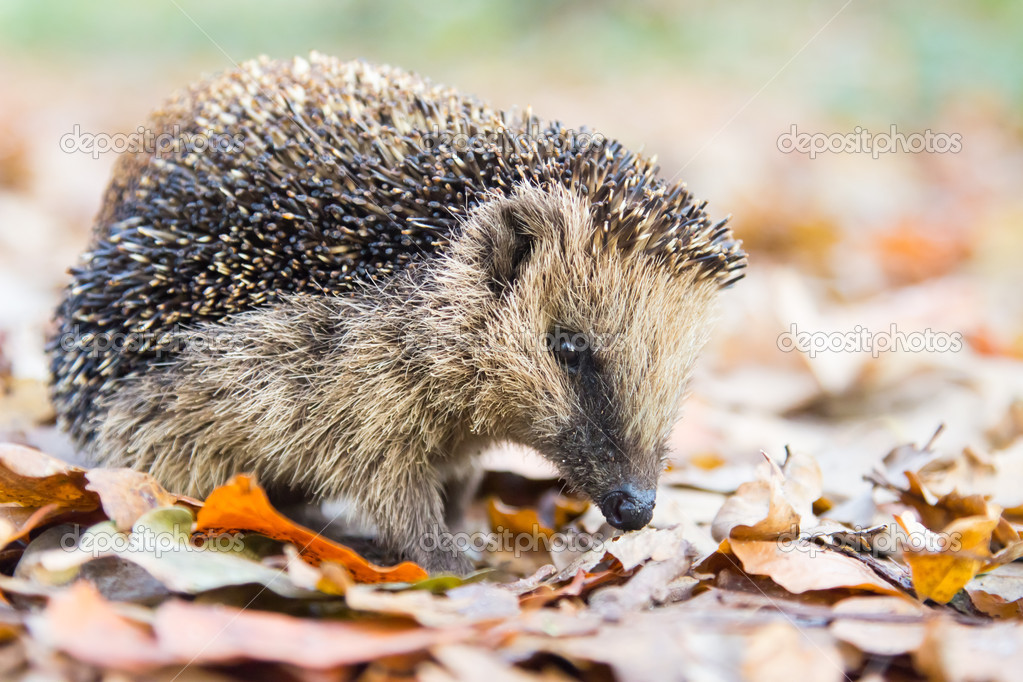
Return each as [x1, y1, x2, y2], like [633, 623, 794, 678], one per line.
[897, 513, 999, 604]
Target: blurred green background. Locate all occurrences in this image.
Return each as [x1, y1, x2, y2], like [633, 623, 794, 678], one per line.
[3, 0, 1023, 117]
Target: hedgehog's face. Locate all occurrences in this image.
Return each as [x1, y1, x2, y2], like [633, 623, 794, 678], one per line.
[467, 185, 722, 532]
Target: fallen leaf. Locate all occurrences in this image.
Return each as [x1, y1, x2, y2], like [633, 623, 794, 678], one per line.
[965, 562, 1023, 618]
[882, 440, 1023, 517]
[153, 599, 454, 669]
[588, 554, 693, 619]
[0, 504, 60, 547]
[518, 566, 625, 610]
[550, 495, 589, 528]
[30, 507, 312, 598]
[967, 327, 1023, 360]
[875, 221, 971, 285]
[728, 538, 903, 595]
[687, 452, 727, 471]
[914, 618, 1023, 682]
[85, 468, 199, 532]
[425, 644, 574, 682]
[29, 579, 452, 672]
[0, 443, 98, 512]
[742, 621, 845, 682]
[508, 606, 748, 682]
[605, 525, 689, 571]
[195, 474, 426, 583]
[487, 497, 554, 537]
[712, 450, 821, 542]
[897, 512, 999, 604]
[829, 595, 928, 656]
[344, 582, 519, 627]
[27, 581, 172, 672]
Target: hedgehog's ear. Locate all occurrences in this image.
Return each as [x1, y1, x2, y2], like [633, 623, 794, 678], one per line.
[487, 203, 536, 296]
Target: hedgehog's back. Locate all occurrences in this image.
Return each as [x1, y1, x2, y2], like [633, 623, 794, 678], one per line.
[50, 53, 740, 448]
[49, 55, 581, 444]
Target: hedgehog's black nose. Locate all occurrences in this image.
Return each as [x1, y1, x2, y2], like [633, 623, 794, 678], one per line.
[600, 486, 655, 531]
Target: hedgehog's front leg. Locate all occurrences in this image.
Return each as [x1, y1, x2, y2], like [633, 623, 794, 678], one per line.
[440, 458, 485, 528]
[364, 454, 474, 575]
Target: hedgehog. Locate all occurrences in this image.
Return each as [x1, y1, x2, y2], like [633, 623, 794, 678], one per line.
[49, 53, 746, 573]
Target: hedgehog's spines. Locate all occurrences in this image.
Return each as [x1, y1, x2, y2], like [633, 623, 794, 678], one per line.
[49, 54, 746, 447]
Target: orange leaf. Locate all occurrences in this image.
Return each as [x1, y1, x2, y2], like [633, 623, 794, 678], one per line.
[195, 474, 426, 583]
[875, 222, 970, 284]
[552, 495, 589, 528]
[0, 443, 99, 512]
[0, 444, 103, 550]
[966, 327, 1023, 360]
[487, 497, 554, 537]
[897, 513, 999, 604]
[688, 452, 726, 471]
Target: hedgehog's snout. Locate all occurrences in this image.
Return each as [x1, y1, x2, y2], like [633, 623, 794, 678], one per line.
[599, 485, 655, 531]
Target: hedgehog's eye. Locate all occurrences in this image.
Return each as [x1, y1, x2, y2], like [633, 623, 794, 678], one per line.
[553, 334, 584, 374]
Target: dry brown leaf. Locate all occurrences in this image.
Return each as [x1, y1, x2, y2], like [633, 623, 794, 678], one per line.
[728, 539, 903, 596]
[551, 496, 589, 528]
[685, 452, 727, 471]
[914, 618, 1023, 682]
[486, 495, 587, 539]
[284, 545, 354, 596]
[965, 562, 1023, 618]
[742, 621, 845, 682]
[873, 455, 1023, 554]
[518, 566, 625, 610]
[85, 468, 200, 532]
[888, 441, 1023, 517]
[605, 525, 689, 571]
[966, 327, 1023, 360]
[712, 450, 821, 542]
[828, 595, 928, 656]
[195, 474, 426, 583]
[899, 470, 1004, 530]
[0, 443, 98, 512]
[344, 582, 519, 627]
[588, 554, 693, 618]
[425, 644, 575, 682]
[0, 503, 61, 547]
